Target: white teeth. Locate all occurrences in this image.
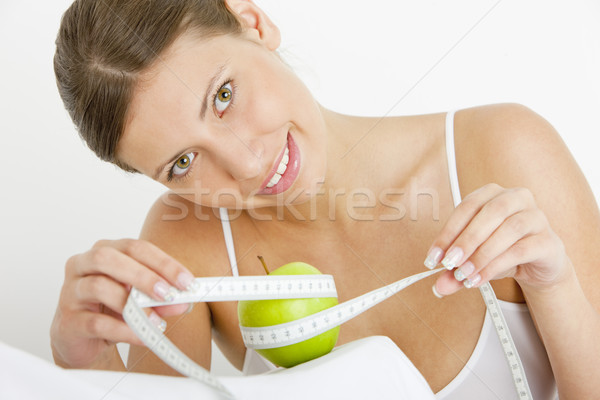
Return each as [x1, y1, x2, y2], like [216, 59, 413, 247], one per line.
[277, 155, 288, 174]
[266, 173, 282, 188]
[266, 144, 290, 188]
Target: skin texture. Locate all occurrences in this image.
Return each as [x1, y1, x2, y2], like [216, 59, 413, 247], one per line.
[50, 0, 600, 397]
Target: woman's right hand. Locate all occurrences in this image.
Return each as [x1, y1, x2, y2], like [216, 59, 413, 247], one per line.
[50, 239, 194, 370]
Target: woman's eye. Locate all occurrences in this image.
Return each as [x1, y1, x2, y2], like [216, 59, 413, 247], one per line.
[214, 82, 233, 115]
[172, 152, 195, 176]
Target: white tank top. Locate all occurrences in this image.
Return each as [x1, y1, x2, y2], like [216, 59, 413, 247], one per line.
[219, 111, 558, 399]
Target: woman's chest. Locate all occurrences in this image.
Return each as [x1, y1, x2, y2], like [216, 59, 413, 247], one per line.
[227, 216, 488, 391]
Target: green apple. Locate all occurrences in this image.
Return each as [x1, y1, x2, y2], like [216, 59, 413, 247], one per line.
[237, 258, 339, 368]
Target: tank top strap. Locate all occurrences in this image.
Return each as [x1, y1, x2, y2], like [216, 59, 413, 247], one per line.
[445, 110, 462, 207]
[219, 207, 239, 277]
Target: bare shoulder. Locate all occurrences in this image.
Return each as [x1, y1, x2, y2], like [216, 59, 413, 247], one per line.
[140, 192, 229, 276]
[454, 103, 600, 304]
[454, 104, 563, 186]
[453, 103, 593, 205]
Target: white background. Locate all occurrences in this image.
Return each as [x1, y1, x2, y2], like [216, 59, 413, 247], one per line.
[0, 0, 599, 376]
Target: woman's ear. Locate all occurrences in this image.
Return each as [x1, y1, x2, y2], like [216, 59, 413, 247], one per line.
[225, 0, 281, 50]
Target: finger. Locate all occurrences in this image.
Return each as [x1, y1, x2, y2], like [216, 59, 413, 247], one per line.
[154, 303, 193, 317]
[433, 269, 463, 297]
[445, 188, 536, 267]
[463, 209, 547, 278]
[76, 273, 193, 317]
[76, 312, 145, 346]
[72, 247, 177, 303]
[425, 186, 535, 271]
[424, 183, 504, 269]
[111, 239, 196, 290]
[432, 208, 540, 297]
[75, 275, 129, 314]
[450, 233, 552, 293]
[480, 234, 558, 286]
[433, 262, 504, 297]
[443, 188, 537, 270]
[92, 239, 196, 290]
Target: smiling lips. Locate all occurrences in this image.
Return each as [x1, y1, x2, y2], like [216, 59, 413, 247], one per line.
[257, 133, 300, 195]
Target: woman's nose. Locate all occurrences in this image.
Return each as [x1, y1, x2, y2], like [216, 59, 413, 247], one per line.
[213, 133, 264, 182]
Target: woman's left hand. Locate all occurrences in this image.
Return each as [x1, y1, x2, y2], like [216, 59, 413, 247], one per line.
[424, 183, 573, 296]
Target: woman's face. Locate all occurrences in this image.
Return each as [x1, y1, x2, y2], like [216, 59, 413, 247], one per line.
[118, 31, 328, 209]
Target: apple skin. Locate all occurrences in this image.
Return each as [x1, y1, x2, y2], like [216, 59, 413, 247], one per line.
[237, 262, 340, 368]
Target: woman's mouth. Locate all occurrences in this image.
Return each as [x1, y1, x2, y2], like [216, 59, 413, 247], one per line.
[257, 133, 301, 195]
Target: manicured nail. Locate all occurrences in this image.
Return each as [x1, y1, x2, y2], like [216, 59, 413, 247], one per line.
[442, 247, 463, 270]
[185, 303, 195, 314]
[432, 284, 444, 299]
[454, 261, 475, 282]
[463, 274, 482, 289]
[149, 311, 167, 332]
[424, 247, 444, 269]
[154, 281, 176, 302]
[177, 271, 197, 291]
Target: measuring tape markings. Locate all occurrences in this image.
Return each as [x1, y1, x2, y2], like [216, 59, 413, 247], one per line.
[132, 275, 337, 307]
[124, 293, 234, 398]
[478, 283, 532, 398]
[240, 268, 442, 349]
[123, 267, 533, 399]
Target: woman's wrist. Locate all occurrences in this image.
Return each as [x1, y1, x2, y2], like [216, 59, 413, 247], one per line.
[90, 346, 127, 371]
[518, 259, 595, 338]
[517, 258, 578, 301]
[53, 343, 126, 372]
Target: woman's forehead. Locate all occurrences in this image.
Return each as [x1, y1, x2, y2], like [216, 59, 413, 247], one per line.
[116, 35, 231, 173]
[118, 32, 264, 174]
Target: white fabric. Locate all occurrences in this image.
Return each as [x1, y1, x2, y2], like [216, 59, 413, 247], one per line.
[0, 337, 435, 400]
[435, 301, 556, 399]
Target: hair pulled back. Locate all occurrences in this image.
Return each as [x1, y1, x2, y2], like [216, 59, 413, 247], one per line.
[54, 0, 242, 171]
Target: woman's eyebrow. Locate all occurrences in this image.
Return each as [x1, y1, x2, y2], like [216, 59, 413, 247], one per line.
[200, 64, 227, 119]
[153, 64, 228, 180]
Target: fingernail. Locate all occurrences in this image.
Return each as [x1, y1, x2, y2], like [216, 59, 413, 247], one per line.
[432, 284, 444, 299]
[185, 303, 195, 314]
[463, 274, 482, 289]
[442, 247, 463, 270]
[154, 281, 177, 302]
[454, 261, 475, 282]
[149, 311, 167, 332]
[424, 247, 444, 269]
[177, 271, 197, 291]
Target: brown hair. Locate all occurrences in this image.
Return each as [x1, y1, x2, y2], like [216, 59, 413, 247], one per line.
[54, 0, 242, 172]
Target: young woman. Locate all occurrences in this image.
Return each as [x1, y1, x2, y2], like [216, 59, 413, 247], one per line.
[50, 0, 600, 398]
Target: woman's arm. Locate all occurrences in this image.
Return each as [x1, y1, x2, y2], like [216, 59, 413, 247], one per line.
[522, 263, 600, 397]
[428, 103, 600, 399]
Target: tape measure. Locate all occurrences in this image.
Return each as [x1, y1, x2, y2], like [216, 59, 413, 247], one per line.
[123, 268, 532, 399]
[478, 283, 532, 398]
